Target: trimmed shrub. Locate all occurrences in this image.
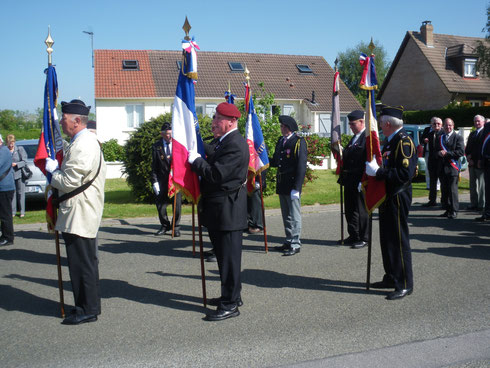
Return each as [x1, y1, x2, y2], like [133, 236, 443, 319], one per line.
[101, 139, 125, 162]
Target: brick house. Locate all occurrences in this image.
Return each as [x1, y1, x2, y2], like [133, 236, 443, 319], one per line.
[378, 21, 490, 111]
[94, 50, 361, 143]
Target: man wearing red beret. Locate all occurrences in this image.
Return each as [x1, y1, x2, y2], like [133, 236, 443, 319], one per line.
[188, 102, 249, 321]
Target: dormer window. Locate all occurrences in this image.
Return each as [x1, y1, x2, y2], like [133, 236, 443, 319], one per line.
[464, 58, 477, 77]
[122, 60, 139, 70]
[296, 64, 313, 73]
[228, 62, 245, 72]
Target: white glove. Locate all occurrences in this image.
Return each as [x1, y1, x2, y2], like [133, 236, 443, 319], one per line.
[188, 150, 201, 164]
[290, 189, 300, 200]
[255, 182, 260, 190]
[365, 158, 379, 177]
[152, 182, 160, 195]
[45, 157, 59, 174]
[357, 182, 362, 192]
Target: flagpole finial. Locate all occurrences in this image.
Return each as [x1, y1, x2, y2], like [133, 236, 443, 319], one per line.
[244, 67, 250, 85]
[368, 38, 375, 55]
[183, 17, 191, 41]
[45, 26, 54, 66]
[227, 81, 231, 93]
[334, 57, 339, 71]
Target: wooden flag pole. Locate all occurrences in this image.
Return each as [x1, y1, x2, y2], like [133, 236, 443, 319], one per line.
[192, 204, 196, 256]
[258, 174, 268, 253]
[197, 212, 207, 307]
[339, 183, 344, 245]
[54, 229, 65, 318]
[366, 214, 373, 290]
[171, 194, 177, 238]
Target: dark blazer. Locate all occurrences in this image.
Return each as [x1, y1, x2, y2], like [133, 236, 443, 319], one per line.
[421, 126, 431, 156]
[192, 130, 249, 231]
[437, 132, 465, 176]
[465, 129, 483, 165]
[151, 139, 171, 196]
[339, 131, 366, 187]
[427, 129, 443, 171]
[270, 133, 308, 195]
[376, 128, 418, 195]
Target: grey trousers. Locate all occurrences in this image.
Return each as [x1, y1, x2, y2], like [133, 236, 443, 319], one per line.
[279, 194, 302, 249]
[469, 166, 485, 209]
[12, 179, 25, 216]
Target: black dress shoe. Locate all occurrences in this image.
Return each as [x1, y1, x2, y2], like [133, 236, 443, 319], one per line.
[283, 247, 300, 256]
[448, 212, 457, 219]
[475, 216, 490, 222]
[386, 288, 413, 300]
[154, 227, 166, 236]
[0, 239, 13, 246]
[62, 314, 98, 325]
[165, 229, 181, 237]
[423, 201, 436, 207]
[208, 297, 243, 307]
[439, 211, 449, 217]
[337, 236, 355, 245]
[206, 254, 217, 262]
[466, 205, 478, 211]
[351, 241, 367, 249]
[370, 279, 395, 289]
[205, 307, 240, 321]
[275, 243, 291, 252]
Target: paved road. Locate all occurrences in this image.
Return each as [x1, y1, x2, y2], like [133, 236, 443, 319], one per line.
[1, 194, 489, 368]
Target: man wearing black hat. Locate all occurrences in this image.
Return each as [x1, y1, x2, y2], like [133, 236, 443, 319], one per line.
[270, 115, 308, 256]
[45, 99, 106, 324]
[338, 110, 368, 249]
[188, 102, 249, 321]
[151, 122, 181, 237]
[365, 106, 417, 300]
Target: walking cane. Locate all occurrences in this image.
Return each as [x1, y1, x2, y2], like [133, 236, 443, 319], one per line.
[54, 230, 65, 318]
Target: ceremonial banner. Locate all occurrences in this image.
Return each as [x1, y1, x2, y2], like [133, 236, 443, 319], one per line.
[34, 65, 63, 231]
[359, 53, 386, 214]
[170, 37, 203, 203]
[331, 70, 342, 175]
[244, 84, 269, 193]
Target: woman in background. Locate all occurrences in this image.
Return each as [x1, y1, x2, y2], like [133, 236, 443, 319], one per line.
[7, 135, 27, 218]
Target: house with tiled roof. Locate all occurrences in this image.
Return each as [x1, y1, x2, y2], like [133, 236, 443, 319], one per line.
[378, 21, 490, 111]
[94, 50, 361, 143]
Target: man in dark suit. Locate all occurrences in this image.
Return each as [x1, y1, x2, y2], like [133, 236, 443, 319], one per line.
[151, 123, 182, 237]
[270, 115, 308, 256]
[476, 118, 490, 222]
[423, 117, 443, 207]
[465, 115, 485, 211]
[338, 110, 368, 249]
[437, 118, 465, 219]
[366, 106, 417, 300]
[188, 102, 249, 321]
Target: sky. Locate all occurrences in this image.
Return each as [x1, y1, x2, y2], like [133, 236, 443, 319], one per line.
[0, 0, 487, 114]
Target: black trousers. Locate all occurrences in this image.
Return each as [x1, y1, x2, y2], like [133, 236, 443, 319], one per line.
[0, 190, 14, 242]
[379, 189, 413, 291]
[484, 161, 490, 217]
[156, 192, 181, 230]
[440, 172, 459, 213]
[344, 184, 368, 242]
[208, 229, 242, 310]
[428, 162, 440, 203]
[247, 189, 263, 229]
[62, 232, 101, 315]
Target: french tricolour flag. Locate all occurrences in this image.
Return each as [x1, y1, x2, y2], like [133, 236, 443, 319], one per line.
[171, 38, 203, 204]
[359, 53, 378, 90]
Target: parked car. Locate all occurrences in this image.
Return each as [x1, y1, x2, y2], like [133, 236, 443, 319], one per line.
[378, 124, 467, 177]
[15, 139, 47, 200]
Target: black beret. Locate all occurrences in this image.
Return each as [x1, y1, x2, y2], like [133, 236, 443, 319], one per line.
[279, 115, 298, 132]
[348, 110, 364, 121]
[87, 120, 96, 129]
[216, 102, 241, 119]
[161, 122, 171, 131]
[379, 105, 404, 119]
[61, 99, 90, 116]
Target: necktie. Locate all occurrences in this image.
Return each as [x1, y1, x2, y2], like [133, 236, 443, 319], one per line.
[165, 143, 170, 157]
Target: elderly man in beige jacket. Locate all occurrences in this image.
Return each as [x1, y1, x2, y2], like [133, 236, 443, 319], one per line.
[46, 99, 106, 325]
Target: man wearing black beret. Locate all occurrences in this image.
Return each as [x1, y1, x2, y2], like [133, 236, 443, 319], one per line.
[338, 110, 368, 249]
[188, 102, 249, 321]
[270, 115, 308, 256]
[151, 122, 181, 237]
[365, 105, 417, 300]
[45, 99, 106, 324]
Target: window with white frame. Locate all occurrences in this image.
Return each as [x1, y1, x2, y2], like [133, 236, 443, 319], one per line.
[126, 104, 144, 128]
[318, 114, 331, 136]
[205, 103, 217, 117]
[195, 105, 204, 116]
[464, 58, 477, 77]
[283, 104, 295, 116]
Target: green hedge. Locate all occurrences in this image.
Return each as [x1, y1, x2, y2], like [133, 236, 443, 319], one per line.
[403, 106, 490, 127]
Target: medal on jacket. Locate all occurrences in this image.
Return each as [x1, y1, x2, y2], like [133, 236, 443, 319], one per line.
[382, 151, 390, 167]
[286, 148, 291, 158]
[403, 158, 409, 168]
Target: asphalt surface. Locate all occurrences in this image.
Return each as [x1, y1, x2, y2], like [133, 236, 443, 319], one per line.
[1, 193, 489, 368]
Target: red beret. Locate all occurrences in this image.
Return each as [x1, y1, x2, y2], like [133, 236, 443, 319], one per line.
[216, 102, 241, 119]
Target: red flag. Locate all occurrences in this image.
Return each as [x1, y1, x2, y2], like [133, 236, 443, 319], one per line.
[330, 70, 343, 175]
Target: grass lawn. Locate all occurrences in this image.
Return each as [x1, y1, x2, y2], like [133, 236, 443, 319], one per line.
[15, 170, 469, 225]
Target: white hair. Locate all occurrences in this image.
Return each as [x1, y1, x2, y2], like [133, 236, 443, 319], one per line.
[380, 114, 403, 128]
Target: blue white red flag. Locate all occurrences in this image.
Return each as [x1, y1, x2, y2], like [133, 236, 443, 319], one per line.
[225, 90, 236, 104]
[34, 65, 64, 231]
[170, 37, 204, 203]
[245, 84, 269, 193]
[359, 53, 378, 90]
[360, 53, 385, 214]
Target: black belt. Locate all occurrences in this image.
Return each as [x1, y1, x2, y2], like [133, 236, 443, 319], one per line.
[389, 181, 411, 198]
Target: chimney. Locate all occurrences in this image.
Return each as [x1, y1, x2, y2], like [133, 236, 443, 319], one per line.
[311, 91, 316, 104]
[420, 20, 434, 47]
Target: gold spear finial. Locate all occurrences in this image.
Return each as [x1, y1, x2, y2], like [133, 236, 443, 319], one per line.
[244, 66, 250, 86]
[227, 81, 231, 93]
[45, 26, 54, 65]
[368, 37, 375, 55]
[183, 17, 191, 41]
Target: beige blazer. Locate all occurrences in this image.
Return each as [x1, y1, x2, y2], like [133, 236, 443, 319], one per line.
[51, 130, 106, 238]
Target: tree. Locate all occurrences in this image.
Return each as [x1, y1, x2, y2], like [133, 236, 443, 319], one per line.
[337, 40, 391, 106]
[476, 5, 490, 78]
